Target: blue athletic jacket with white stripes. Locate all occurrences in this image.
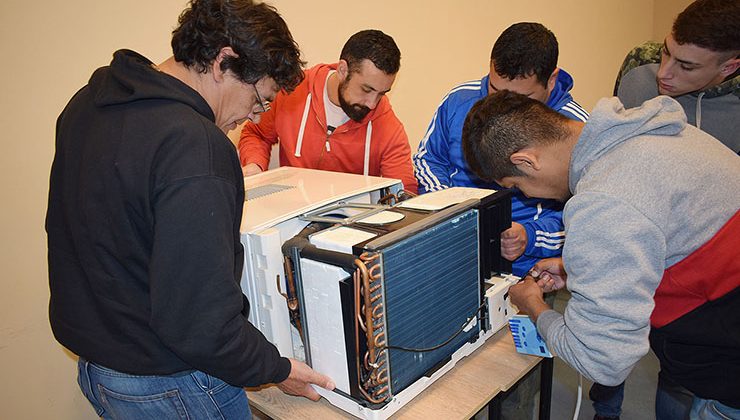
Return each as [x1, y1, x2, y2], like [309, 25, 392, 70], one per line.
[413, 69, 589, 276]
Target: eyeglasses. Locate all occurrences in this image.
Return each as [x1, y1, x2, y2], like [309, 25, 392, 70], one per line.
[252, 84, 271, 114]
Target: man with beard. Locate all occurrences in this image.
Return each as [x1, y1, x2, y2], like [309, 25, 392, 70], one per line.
[239, 29, 417, 193]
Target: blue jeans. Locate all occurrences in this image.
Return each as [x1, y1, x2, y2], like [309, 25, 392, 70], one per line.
[656, 370, 693, 420]
[656, 370, 740, 420]
[77, 358, 251, 420]
[690, 398, 740, 420]
[590, 382, 625, 418]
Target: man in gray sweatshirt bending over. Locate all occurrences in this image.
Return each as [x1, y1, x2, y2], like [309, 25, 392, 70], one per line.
[462, 90, 740, 419]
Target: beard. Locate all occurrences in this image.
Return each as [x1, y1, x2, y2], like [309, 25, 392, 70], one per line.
[338, 80, 371, 122]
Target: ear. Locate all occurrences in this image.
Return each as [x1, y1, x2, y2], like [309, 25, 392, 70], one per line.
[546, 68, 559, 95]
[719, 57, 740, 77]
[211, 47, 239, 82]
[510, 149, 541, 172]
[337, 59, 349, 81]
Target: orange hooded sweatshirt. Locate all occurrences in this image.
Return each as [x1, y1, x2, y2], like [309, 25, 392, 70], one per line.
[238, 63, 417, 193]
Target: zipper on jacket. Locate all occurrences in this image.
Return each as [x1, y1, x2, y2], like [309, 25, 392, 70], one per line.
[317, 125, 336, 168]
[325, 125, 336, 152]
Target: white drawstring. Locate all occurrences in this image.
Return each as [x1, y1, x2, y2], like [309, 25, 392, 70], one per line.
[573, 373, 583, 420]
[363, 121, 372, 176]
[294, 93, 312, 157]
[695, 92, 705, 130]
[295, 91, 372, 174]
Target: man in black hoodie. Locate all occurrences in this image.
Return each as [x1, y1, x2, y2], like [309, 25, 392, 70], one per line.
[46, 1, 334, 418]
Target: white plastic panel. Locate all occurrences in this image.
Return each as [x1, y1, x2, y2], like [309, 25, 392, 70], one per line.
[241, 167, 401, 233]
[310, 226, 377, 254]
[485, 274, 520, 332]
[240, 227, 294, 357]
[299, 258, 352, 394]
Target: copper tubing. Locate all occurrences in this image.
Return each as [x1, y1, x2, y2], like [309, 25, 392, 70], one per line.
[372, 385, 389, 399]
[379, 193, 398, 206]
[376, 356, 387, 368]
[366, 367, 388, 387]
[360, 258, 376, 374]
[369, 263, 381, 280]
[358, 366, 387, 403]
[353, 266, 367, 400]
[374, 331, 386, 347]
[354, 269, 366, 332]
[372, 303, 384, 319]
[353, 264, 368, 359]
[362, 256, 389, 402]
[352, 258, 388, 404]
[356, 252, 390, 404]
[376, 368, 388, 384]
[365, 366, 388, 388]
[277, 260, 303, 340]
[280, 257, 299, 311]
[363, 352, 373, 372]
[359, 382, 387, 404]
[364, 350, 388, 371]
[360, 252, 379, 265]
[368, 346, 387, 367]
[275, 274, 288, 301]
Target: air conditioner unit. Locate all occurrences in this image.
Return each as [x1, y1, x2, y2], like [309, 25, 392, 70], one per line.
[240, 167, 517, 419]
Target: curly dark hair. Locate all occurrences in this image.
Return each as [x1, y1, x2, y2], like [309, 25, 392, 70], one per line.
[462, 90, 570, 182]
[490, 22, 559, 87]
[171, 0, 305, 92]
[340, 30, 401, 75]
[673, 0, 740, 54]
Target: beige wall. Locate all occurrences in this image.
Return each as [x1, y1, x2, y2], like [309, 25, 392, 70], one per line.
[0, 1, 679, 418]
[653, 0, 694, 41]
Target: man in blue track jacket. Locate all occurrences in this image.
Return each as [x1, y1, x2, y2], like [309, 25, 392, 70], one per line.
[413, 22, 588, 277]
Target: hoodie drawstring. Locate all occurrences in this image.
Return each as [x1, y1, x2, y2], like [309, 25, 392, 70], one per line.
[295, 91, 372, 175]
[695, 92, 704, 130]
[364, 121, 372, 176]
[294, 93, 312, 157]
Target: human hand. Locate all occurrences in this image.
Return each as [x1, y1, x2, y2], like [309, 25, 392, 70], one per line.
[276, 359, 335, 401]
[501, 222, 527, 261]
[508, 278, 550, 322]
[242, 163, 263, 177]
[530, 258, 567, 293]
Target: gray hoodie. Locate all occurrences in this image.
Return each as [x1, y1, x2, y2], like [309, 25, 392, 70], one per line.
[537, 96, 740, 386]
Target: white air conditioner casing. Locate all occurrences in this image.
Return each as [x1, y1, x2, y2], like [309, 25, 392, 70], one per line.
[240, 167, 518, 420]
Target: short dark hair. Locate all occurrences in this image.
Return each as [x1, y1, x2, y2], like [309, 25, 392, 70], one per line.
[340, 29, 401, 75]
[462, 90, 570, 182]
[490, 22, 559, 87]
[673, 0, 740, 55]
[171, 0, 305, 92]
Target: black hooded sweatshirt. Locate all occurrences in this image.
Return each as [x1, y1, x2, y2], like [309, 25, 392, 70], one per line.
[46, 49, 290, 387]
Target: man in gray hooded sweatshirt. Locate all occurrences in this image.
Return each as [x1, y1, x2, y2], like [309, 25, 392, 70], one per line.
[462, 90, 740, 419]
